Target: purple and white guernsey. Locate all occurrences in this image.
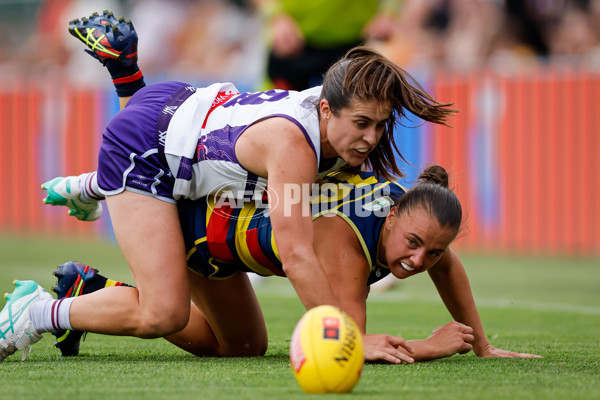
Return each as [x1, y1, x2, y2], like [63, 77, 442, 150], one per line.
[97, 81, 346, 203]
[163, 83, 346, 200]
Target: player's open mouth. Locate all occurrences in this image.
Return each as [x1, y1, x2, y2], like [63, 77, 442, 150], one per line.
[401, 262, 415, 272]
[353, 148, 369, 156]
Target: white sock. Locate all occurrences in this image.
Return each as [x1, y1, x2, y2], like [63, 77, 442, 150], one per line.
[30, 297, 75, 333]
[78, 171, 104, 202]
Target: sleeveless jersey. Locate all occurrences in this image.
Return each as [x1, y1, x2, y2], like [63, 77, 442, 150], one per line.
[178, 172, 407, 285]
[164, 83, 346, 200]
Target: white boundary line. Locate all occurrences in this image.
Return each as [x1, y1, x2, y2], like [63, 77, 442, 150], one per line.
[367, 292, 600, 316]
[256, 282, 600, 316]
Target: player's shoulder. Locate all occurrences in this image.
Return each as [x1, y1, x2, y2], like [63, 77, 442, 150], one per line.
[322, 171, 407, 198]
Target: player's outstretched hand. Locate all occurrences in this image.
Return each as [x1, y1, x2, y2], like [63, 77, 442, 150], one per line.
[476, 344, 543, 358]
[363, 334, 415, 364]
[426, 321, 474, 358]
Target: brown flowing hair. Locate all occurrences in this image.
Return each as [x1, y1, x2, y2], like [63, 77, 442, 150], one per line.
[319, 46, 457, 181]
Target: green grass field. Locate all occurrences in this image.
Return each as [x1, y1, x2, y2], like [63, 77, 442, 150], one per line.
[1, 234, 599, 399]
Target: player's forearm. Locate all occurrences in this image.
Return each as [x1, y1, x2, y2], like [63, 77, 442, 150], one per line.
[273, 201, 340, 309]
[339, 301, 367, 334]
[438, 282, 488, 352]
[428, 252, 490, 353]
[283, 251, 341, 309]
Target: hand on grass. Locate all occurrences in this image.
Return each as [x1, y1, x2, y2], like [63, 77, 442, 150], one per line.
[426, 321, 474, 357]
[476, 344, 543, 358]
[363, 334, 415, 364]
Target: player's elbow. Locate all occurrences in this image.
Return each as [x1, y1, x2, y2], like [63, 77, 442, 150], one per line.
[281, 249, 316, 279]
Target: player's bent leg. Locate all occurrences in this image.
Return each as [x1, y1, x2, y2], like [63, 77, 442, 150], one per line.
[163, 301, 221, 357]
[68, 192, 190, 338]
[51, 261, 134, 356]
[166, 271, 267, 357]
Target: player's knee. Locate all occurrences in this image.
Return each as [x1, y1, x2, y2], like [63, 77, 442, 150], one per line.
[221, 337, 268, 357]
[244, 336, 268, 356]
[254, 341, 268, 356]
[136, 307, 190, 338]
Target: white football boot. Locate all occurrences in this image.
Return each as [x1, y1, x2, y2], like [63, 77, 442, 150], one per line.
[0, 280, 53, 361]
[41, 176, 103, 221]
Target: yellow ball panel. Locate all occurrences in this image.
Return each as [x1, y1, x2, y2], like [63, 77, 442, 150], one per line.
[290, 305, 364, 394]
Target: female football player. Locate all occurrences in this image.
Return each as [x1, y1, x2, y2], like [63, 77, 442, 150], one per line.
[39, 165, 538, 364]
[0, 14, 540, 362]
[0, 11, 458, 362]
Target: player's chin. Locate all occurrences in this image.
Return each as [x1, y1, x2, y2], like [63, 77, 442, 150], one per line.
[391, 267, 420, 280]
[390, 269, 409, 280]
[343, 150, 370, 166]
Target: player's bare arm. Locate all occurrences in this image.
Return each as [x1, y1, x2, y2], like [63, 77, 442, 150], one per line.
[236, 117, 341, 309]
[312, 214, 415, 364]
[428, 249, 541, 358]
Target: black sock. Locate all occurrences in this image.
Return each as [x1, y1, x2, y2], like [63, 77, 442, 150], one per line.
[105, 59, 145, 98]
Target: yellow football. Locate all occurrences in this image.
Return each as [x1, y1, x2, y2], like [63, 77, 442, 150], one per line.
[289, 305, 364, 394]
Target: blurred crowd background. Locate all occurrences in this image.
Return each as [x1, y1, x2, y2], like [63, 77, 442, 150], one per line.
[2, 0, 600, 88]
[0, 0, 599, 257]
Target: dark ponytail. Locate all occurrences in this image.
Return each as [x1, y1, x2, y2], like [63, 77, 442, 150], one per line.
[417, 164, 449, 188]
[394, 165, 462, 233]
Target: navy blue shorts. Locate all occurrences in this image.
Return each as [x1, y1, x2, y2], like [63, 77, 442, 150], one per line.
[97, 81, 193, 203]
